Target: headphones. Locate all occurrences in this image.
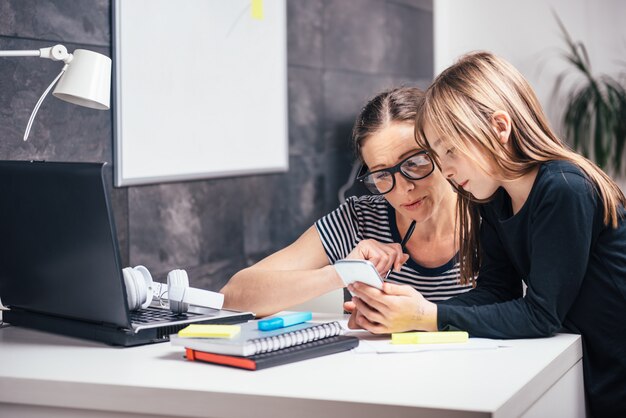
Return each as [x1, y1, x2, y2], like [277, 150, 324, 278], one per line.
[122, 265, 224, 314]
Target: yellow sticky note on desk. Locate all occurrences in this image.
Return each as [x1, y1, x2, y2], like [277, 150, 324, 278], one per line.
[391, 331, 468, 345]
[178, 324, 241, 339]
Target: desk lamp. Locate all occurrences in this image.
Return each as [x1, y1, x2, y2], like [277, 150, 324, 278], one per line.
[0, 44, 111, 141]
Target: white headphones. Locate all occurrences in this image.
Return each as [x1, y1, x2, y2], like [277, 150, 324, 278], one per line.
[121, 265, 224, 314]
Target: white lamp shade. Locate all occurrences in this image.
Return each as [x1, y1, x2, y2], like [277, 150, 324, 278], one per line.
[53, 49, 111, 110]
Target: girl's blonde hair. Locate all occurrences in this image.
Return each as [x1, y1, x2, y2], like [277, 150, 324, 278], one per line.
[415, 51, 626, 285]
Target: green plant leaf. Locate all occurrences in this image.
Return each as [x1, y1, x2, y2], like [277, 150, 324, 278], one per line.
[554, 12, 626, 174]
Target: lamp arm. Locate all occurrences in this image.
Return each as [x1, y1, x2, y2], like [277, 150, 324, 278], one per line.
[0, 44, 75, 141]
[23, 68, 66, 142]
[0, 44, 73, 63]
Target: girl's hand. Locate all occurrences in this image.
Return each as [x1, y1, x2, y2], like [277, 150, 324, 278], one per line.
[346, 239, 409, 276]
[343, 300, 364, 330]
[347, 281, 438, 333]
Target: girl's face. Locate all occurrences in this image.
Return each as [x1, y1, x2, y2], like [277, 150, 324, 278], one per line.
[423, 122, 502, 200]
[360, 122, 455, 223]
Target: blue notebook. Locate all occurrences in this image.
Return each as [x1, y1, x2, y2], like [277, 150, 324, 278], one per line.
[170, 320, 344, 356]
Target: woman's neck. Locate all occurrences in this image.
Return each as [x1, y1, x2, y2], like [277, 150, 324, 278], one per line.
[396, 192, 458, 268]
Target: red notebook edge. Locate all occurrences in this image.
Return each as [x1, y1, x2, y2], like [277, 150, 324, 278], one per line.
[186, 348, 258, 370]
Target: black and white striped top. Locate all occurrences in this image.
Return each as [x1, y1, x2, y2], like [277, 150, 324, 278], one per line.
[315, 195, 472, 301]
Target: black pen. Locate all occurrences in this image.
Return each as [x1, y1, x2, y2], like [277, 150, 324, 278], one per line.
[384, 220, 417, 280]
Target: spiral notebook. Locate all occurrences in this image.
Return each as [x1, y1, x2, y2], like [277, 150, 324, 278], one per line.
[170, 320, 344, 356]
[185, 335, 359, 370]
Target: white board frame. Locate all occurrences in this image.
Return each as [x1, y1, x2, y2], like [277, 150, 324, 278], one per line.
[113, 0, 288, 186]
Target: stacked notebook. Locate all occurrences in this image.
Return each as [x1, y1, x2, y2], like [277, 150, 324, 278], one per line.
[171, 320, 359, 370]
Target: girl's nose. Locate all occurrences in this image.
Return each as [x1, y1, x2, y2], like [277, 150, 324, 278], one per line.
[441, 163, 455, 180]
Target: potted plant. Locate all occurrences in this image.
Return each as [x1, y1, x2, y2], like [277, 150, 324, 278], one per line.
[553, 14, 626, 175]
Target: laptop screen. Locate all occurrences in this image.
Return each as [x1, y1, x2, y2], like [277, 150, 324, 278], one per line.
[0, 161, 131, 329]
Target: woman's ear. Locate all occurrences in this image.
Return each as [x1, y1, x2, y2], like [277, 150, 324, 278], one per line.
[491, 110, 512, 145]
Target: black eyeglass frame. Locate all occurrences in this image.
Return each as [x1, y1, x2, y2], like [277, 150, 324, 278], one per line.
[356, 150, 435, 195]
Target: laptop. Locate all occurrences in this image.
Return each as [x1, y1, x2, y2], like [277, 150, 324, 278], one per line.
[0, 160, 253, 346]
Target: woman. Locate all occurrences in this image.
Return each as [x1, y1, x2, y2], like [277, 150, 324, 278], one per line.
[221, 87, 471, 317]
[348, 53, 626, 417]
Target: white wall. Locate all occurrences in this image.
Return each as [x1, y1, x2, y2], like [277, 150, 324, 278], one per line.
[434, 0, 626, 138]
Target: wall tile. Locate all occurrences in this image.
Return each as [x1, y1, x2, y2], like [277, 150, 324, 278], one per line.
[288, 65, 324, 155]
[257, 154, 326, 248]
[128, 178, 244, 279]
[287, 0, 323, 68]
[388, 0, 433, 12]
[184, 255, 250, 291]
[322, 70, 397, 150]
[323, 0, 388, 74]
[241, 173, 287, 258]
[0, 0, 110, 46]
[383, 1, 433, 78]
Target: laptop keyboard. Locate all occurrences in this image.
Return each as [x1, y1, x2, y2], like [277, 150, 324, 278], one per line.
[130, 306, 201, 324]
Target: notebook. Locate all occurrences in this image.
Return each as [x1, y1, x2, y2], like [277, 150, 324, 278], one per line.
[171, 320, 344, 356]
[0, 161, 253, 346]
[185, 335, 359, 370]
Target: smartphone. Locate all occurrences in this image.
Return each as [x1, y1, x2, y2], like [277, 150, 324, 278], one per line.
[333, 259, 384, 294]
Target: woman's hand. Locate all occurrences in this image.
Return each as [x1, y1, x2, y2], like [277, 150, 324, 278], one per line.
[346, 281, 438, 333]
[346, 239, 409, 276]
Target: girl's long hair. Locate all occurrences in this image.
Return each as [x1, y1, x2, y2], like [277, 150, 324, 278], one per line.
[415, 51, 626, 284]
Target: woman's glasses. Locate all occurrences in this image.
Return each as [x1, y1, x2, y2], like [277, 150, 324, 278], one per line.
[356, 151, 435, 195]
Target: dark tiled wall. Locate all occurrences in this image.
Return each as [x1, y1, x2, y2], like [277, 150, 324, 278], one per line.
[0, 0, 432, 290]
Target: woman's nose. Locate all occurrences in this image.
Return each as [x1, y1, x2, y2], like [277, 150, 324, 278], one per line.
[395, 172, 415, 192]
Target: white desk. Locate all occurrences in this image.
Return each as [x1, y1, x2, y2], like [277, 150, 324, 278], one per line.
[0, 314, 585, 418]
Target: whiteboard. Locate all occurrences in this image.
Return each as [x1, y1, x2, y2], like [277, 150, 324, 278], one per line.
[113, 0, 288, 186]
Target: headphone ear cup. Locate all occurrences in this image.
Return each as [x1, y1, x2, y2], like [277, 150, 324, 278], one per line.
[167, 269, 189, 314]
[133, 265, 154, 309]
[122, 267, 139, 310]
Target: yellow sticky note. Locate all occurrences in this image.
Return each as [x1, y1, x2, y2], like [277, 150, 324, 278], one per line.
[391, 331, 469, 345]
[251, 0, 264, 20]
[178, 324, 241, 339]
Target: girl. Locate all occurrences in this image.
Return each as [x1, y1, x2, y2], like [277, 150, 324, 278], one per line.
[221, 87, 472, 317]
[348, 52, 626, 417]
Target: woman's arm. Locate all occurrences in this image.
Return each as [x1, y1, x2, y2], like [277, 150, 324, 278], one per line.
[220, 226, 341, 317]
[221, 226, 408, 317]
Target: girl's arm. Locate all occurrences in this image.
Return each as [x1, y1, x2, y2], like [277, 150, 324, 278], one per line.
[439, 215, 523, 307]
[438, 173, 598, 338]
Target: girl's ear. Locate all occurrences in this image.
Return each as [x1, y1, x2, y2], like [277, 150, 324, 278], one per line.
[491, 110, 512, 145]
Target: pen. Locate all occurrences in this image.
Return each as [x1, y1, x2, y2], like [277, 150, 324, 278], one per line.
[384, 220, 416, 280]
[257, 311, 313, 331]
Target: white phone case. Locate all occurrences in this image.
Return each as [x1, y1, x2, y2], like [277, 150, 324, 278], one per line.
[333, 259, 384, 294]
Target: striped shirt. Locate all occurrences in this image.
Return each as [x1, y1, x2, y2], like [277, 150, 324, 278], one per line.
[315, 195, 472, 301]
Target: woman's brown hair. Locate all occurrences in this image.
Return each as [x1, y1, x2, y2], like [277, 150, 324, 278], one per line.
[352, 87, 424, 159]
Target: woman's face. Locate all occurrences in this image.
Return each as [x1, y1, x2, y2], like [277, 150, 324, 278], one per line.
[423, 122, 501, 200]
[360, 122, 455, 223]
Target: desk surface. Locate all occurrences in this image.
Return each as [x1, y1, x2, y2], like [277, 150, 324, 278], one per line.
[0, 313, 582, 418]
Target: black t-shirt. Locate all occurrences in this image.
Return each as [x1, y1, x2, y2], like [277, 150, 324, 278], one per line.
[437, 160, 626, 417]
